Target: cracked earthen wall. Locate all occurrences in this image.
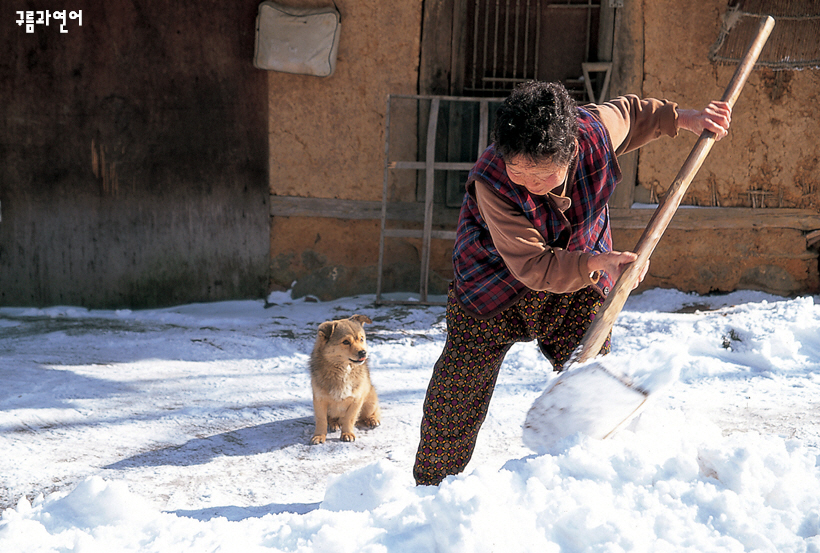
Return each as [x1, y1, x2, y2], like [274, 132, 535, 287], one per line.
[639, 0, 820, 210]
[267, 0, 426, 299]
[617, 0, 820, 295]
[268, 0, 819, 299]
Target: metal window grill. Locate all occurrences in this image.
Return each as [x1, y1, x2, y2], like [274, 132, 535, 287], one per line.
[709, 0, 820, 69]
[463, 0, 601, 97]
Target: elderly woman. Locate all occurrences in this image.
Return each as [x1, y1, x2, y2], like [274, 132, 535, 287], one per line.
[413, 81, 731, 486]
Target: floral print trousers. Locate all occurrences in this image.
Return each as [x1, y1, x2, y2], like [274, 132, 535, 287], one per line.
[413, 284, 609, 486]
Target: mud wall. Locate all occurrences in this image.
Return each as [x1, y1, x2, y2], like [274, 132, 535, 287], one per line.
[615, 0, 820, 296]
[266, 0, 819, 300]
[614, 225, 817, 296]
[1, 1, 270, 308]
[267, 0, 424, 298]
[639, 0, 820, 209]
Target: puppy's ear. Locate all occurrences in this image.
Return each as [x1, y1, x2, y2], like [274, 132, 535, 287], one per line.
[350, 314, 372, 325]
[317, 321, 336, 342]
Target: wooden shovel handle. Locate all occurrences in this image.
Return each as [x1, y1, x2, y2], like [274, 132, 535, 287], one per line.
[573, 15, 776, 365]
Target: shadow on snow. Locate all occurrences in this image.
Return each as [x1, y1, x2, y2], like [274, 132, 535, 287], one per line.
[104, 417, 315, 469]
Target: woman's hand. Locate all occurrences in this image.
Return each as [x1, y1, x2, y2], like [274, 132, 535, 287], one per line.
[588, 251, 649, 290]
[677, 100, 732, 140]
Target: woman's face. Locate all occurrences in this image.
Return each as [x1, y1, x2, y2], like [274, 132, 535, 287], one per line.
[505, 155, 571, 196]
[504, 140, 576, 196]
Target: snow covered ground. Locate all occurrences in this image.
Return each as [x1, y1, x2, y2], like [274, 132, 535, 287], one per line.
[1, 288, 819, 552]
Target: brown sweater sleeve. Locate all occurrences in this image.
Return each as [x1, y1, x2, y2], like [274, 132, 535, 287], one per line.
[474, 179, 599, 294]
[583, 95, 679, 155]
[471, 96, 678, 294]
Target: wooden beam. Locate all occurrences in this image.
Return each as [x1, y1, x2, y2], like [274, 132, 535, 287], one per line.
[611, 207, 820, 232]
[419, 0, 455, 95]
[269, 195, 460, 227]
[606, 0, 645, 209]
[383, 228, 457, 240]
[807, 229, 820, 248]
[271, 196, 820, 235]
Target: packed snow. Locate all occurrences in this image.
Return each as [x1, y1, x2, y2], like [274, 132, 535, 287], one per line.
[1, 288, 819, 552]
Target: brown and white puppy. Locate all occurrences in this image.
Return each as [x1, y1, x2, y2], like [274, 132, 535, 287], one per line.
[309, 314, 381, 445]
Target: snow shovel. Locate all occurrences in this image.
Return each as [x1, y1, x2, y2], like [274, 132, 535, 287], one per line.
[523, 16, 776, 453]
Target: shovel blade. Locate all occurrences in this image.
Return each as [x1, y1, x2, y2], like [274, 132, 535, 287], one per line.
[523, 363, 649, 454]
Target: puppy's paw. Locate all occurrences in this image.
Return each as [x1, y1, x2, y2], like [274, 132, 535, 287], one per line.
[358, 416, 381, 429]
[340, 432, 356, 442]
[310, 435, 326, 445]
[328, 418, 341, 432]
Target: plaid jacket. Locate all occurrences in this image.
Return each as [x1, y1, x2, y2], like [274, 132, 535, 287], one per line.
[452, 107, 622, 317]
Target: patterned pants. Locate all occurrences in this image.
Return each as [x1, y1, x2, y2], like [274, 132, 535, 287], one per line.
[413, 285, 610, 486]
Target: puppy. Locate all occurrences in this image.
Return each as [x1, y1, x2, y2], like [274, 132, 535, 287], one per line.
[309, 314, 381, 445]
